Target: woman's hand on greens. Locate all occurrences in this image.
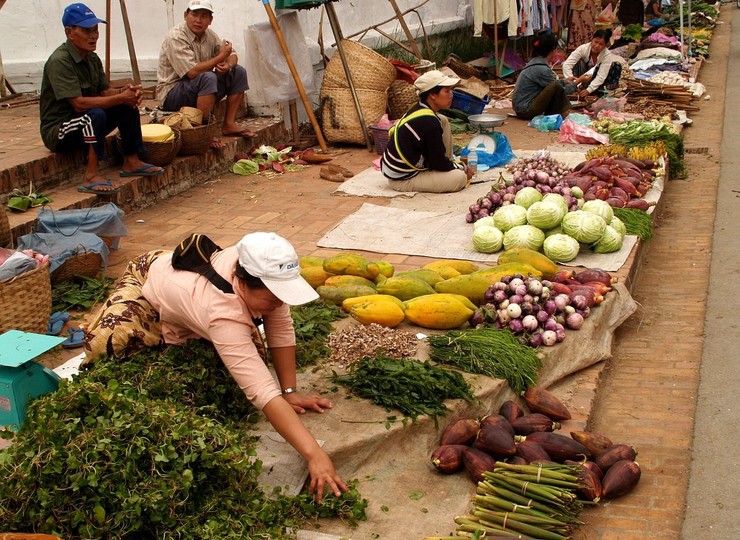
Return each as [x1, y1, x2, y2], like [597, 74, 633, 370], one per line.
[284, 391, 333, 415]
[308, 449, 348, 502]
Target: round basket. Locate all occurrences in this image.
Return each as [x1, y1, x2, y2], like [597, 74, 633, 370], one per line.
[117, 129, 181, 167]
[388, 80, 419, 120]
[369, 125, 391, 155]
[320, 86, 388, 145]
[51, 245, 103, 285]
[0, 208, 11, 248]
[0, 262, 52, 334]
[322, 39, 397, 92]
[178, 120, 219, 156]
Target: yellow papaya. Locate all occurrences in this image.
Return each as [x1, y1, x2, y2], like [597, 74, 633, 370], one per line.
[403, 294, 474, 330]
[473, 262, 543, 283]
[428, 265, 461, 280]
[433, 274, 494, 305]
[395, 268, 445, 286]
[299, 255, 325, 268]
[316, 285, 377, 305]
[300, 266, 333, 289]
[496, 248, 559, 279]
[324, 275, 376, 289]
[376, 276, 436, 301]
[323, 253, 380, 279]
[423, 259, 480, 275]
[342, 294, 406, 312]
[374, 273, 387, 286]
[350, 301, 406, 328]
[374, 260, 395, 278]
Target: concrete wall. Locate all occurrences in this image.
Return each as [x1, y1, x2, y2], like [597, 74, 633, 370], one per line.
[1, 0, 471, 98]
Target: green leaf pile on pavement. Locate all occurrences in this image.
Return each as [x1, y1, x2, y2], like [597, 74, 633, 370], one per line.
[51, 274, 114, 312]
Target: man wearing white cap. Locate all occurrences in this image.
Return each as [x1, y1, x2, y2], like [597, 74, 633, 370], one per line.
[141, 232, 347, 501]
[381, 70, 473, 193]
[156, 0, 254, 147]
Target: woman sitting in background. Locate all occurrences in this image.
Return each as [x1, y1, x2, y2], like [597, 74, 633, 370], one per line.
[512, 33, 590, 120]
[562, 29, 624, 99]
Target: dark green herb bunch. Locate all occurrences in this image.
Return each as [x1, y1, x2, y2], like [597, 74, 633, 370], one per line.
[291, 299, 345, 368]
[51, 274, 115, 312]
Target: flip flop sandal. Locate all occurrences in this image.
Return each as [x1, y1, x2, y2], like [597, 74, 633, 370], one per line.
[47, 311, 70, 336]
[62, 327, 85, 349]
[119, 163, 165, 177]
[78, 180, 120, 194]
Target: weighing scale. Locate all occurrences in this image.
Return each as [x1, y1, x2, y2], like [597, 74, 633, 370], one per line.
[467, 113, 507, 172]
[0, 330, 64, 428]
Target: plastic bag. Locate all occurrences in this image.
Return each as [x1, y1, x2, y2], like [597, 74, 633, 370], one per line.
[528, 114, 563, 132]
[557, 119, 609, 145]
[590, 96, 627, 115]
[566, 113, 592, 126]
[462, 132, 516, 168]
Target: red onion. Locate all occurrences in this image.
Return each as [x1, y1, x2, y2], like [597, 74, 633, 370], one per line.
[555, 326, 566, 342]
[576, 307, 591, 318]
[493, 289, 508, 304]
[536, 309, 550, 323]
[522, 315, 539, 332]
[507, 303, 522, 319]
[520, 301, 534, 315]
[566, 312, 584, 329]
[493, 281, 508, 291]
[500, 275, 513, 284]
[509, 294, 523, 305]
[542, 330, 557, 346]
[498, 309, 511, 324]
[498, 299, 510, 310]
[543, 300, 557, 316]
[529, 332, 544, 347]
[465, 212, 475, 223]
[527, 280, 543, 296]
[509, 319, 524, 334]
[535, 171, 550, 184]
[478, 208, 489, 218]
[523, 294, 534, 304]
[553, 294, 569, 312]
[541, 280, 553, 288]
[480, 198, 492, 209]
[544, 318, 558, 332]
[515, 284, 528, 296]
[471, 203, 481, 214]
[489, 192, 502, 205]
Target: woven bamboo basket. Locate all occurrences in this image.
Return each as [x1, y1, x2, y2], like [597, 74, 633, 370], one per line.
[117, 129, 181, 166]
[178, 119, 218, 156]
[443, 54, 484, 79]
[0, 208, 11, 248]
[387, 80, 418, 120]
[0, 262, 52, 334]
[51, 245, 103, 285]
[320, 86, 388, 145]
[322, 40, 396, 92]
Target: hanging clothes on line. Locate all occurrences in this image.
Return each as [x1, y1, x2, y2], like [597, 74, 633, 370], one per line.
[473, 0, 519, 38]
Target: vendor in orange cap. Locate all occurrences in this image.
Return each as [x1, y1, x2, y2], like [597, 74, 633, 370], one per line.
[381, 70, 473, 193]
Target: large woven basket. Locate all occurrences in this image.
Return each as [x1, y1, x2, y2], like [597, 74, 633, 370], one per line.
[0, 208, 11, 248]
[0, 262, 52, 334]
[178, 119, 219, 156]
[388, 80, 419, 120]
[51, 245, 103, 285]
[320, 86, 388, 145]
[117, 129, 181, 166]
[322, 39, 396, 92]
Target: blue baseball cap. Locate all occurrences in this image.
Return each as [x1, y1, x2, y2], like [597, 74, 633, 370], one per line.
[62, 3, 107, 28]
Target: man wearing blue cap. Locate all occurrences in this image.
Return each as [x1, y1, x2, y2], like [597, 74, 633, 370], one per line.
[40, 3, 164, 194]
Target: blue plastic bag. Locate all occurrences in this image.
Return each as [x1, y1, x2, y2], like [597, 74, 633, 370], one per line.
[462, 132, 516, 169]
[528, 114, 563, 132]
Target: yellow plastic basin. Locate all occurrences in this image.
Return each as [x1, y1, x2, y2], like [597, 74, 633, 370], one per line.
[141, 124, 173, 142]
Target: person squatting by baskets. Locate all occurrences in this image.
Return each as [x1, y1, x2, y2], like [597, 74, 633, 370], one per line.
[562, 29, 624, 99]
[83, 232, 348, 502]
[39, 3, 165, 195]
[512, 32, 592, 121]
[156, 0, 255, 150]
[380, 70, 473, 193]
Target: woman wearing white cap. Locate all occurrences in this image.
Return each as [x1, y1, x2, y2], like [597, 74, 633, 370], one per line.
[139, 232, 347, 501]
[381, 70, 473, 193]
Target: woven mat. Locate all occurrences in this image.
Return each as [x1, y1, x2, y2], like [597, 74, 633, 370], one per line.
[332, 166, 416, 198]
[318, 202, 637, 271]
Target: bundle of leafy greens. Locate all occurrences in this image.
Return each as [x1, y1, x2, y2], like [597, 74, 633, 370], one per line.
[291, 299, 346, 368]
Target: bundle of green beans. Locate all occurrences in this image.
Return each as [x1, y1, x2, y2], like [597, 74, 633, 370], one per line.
[613, 207, 654, 241]
[454, 462, 588, 540]
[428, 328, 541, 394]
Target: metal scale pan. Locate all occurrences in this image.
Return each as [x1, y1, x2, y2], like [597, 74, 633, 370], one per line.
[466, 114, 507, 171]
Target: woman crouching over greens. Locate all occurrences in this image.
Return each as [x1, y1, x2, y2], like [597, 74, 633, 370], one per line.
[381, 70, 473, 193]
[512, 32, 591, 121]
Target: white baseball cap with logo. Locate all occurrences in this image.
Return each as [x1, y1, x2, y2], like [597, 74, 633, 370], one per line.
[237, 232, 318, 305]
[187, 0, 214, 12]
[413, 70, 461, 94]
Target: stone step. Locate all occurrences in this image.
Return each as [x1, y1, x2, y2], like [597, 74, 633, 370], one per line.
[5, 116, 287, 246]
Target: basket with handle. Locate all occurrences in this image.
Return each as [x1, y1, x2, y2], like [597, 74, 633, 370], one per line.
[0, 208, 11, 248]
[320, 86, 388, 145]
[51, 245, 103, 285]
[322, 39, 397, 92]
[178, 116, 219, 156]
[0, 262, 52, 334]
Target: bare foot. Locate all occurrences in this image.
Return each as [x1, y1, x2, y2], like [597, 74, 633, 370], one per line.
[222, 123, 256, 138]
[211, 137, 227, 149]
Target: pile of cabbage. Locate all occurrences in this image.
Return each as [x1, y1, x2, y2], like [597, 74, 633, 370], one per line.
[471, 194, 626, 260]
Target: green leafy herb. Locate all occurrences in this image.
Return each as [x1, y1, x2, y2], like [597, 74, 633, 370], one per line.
[51, 274, 114, 312]
[428, 328, 542, 394]
[613, 207, 654, 241]
[333, 355, 474, 425]
[291, 299, 345, 368]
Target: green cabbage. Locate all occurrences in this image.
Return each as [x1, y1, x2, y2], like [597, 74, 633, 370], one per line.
[473, 215, 497, 230]
[472, 225, 504, 253]
[514, 187, 543, 209]
[543, 234, 580, 262]
[526, 201, 563, 230]
[545, 226, 563, 237]
[231, 159, 260, 175]
[503, 225, 546, 251]
[571, 186, 584, 199]
[561, 210, 607, 244]
[493, 204, 528, 232]
[582, 199, 614, 224]
[542, 193, 568, 219]
[610, 216, 627, 237]
[592, 225, 624, 253]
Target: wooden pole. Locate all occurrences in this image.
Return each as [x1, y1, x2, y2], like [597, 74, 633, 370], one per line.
[105, 0, 111, 77]
[260, 0, 328, 152]
[324, 1, 373, 151]
[118, 0, 141, 85]
[165, 0, 175, 30]
[387, 0, 423, 60]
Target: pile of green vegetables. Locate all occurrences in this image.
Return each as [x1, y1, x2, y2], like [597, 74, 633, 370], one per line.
[0, 341, 366, 538]
[291, 299, 346, 368]
[52, 274, 115, 312]
[333, 355, 474, 425]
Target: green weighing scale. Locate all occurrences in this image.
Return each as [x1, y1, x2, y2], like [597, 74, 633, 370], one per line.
[0, 330, 65, 428]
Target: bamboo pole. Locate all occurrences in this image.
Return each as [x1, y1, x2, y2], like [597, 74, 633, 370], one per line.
[165, 0, 175, 30]
[119, 0, 141, 85]
[387, 0, 423, 60]
[105, 0, 111, 77]
[260, 0, 328, 152]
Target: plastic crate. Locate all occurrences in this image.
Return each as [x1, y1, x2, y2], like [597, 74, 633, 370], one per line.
[451, 90, 490, 115]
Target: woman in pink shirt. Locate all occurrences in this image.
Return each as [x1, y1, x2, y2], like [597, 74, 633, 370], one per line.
[142, 231, 347, 501]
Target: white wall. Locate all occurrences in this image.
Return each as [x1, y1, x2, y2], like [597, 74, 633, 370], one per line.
[1, 0, 471, 96]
